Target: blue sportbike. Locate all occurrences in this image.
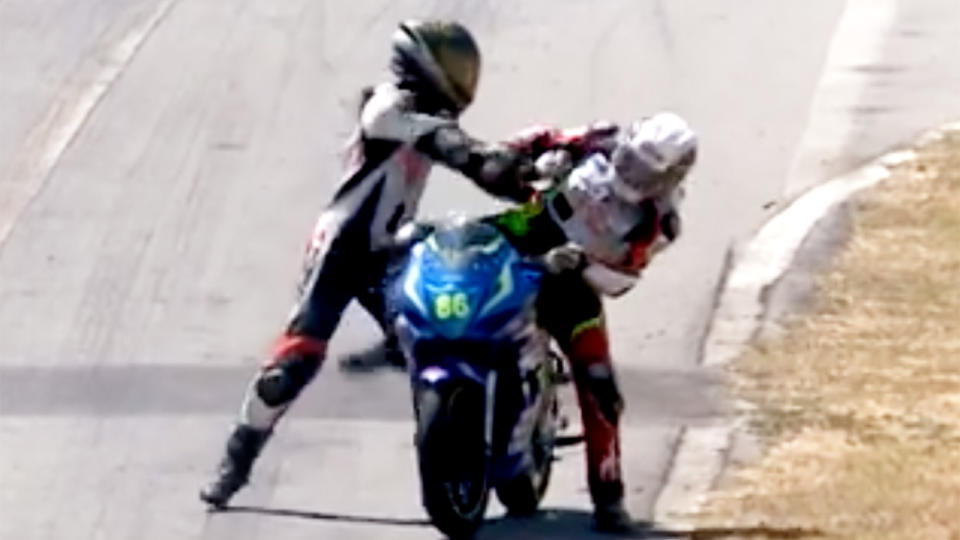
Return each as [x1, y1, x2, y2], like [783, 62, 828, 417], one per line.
[392, 219, 566, 539]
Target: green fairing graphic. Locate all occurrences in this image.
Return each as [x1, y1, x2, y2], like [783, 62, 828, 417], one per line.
[495, 201, 544, 237]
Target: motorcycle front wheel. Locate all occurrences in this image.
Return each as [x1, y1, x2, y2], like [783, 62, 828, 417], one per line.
[415, 385, 490, 539]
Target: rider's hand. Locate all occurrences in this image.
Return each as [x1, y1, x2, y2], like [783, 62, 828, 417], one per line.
[479, 146, 538, 202]
[534, 149, 573, 179]
[582, 262, 639, 297]
[543, 243, 586, 274]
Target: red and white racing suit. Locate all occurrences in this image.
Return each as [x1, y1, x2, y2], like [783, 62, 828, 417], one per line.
[492, 122, 686, 507]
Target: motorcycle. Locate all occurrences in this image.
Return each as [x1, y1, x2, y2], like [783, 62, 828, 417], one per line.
[391, 218, 568, 539]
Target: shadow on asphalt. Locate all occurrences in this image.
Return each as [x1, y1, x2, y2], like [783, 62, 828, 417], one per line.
[481, 510, 680, 539]
[222, 504, 429, 527]
[219, 505, 822, 539]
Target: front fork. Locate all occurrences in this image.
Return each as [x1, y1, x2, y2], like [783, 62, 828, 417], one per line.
[483, 371, 498, 461]
[413, 360, 558, 482]
[413, 364, 498, 459]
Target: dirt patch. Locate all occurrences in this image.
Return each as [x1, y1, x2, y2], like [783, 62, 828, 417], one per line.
[692, 130, 960, 539]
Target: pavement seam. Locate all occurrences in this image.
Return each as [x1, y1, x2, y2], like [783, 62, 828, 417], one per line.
[650, 120, 960, 530]
[0, 0, 177, 252]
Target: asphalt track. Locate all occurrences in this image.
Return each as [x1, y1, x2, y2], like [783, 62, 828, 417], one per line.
[2, 1, 960, 538]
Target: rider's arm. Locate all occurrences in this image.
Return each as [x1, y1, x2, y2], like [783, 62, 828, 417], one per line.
[503, 122, 620, 161]
[582, 262, 638, 298]
[540, 244, 639, 298]
[415, 127, 537, 202]
[418, 121, 625, 202]
[359, 83, 534, 201]
[576, 189, 685, 298]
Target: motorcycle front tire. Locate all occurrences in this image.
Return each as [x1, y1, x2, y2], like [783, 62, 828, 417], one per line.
[415, 385, 490, 539]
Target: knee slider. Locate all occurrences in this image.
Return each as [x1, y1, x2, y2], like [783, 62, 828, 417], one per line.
[255, 355, 319, 407]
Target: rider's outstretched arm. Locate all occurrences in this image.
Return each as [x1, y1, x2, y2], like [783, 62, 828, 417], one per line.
[358, 83, 536, 202]
[415, 127, 538, 202]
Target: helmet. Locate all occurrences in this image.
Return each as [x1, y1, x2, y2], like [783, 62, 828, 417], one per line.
[391, 20, 481, 112]
[546, 113, 697, 273]
[610, 112, 697, 203]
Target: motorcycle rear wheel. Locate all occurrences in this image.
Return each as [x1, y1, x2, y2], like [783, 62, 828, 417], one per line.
[494, 391, 556, 515]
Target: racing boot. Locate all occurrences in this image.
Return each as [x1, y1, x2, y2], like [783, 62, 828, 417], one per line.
[337, 334, 406, 373]
[590, 478, 633, 533]
[592, 498, 634, 533]
[199, 424, 272, 508]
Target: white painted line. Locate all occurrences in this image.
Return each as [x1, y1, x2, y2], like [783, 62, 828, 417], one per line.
[655, 120, 960, 528]
[703, 155, 901, 369]
[653, 143, 920, 528]
[653, 0, 944, 522]
[783, 0, 900, 196]
[0, 0, 176, 248]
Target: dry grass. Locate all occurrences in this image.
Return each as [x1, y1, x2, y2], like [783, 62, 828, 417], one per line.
[693, 131, 960, 540]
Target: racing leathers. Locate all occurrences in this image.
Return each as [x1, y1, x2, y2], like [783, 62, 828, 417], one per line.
[487, 121, 687, 528]
[200, 81, 533, 508]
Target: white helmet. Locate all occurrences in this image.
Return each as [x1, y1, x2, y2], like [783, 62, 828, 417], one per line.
[610, 112, 697, 203]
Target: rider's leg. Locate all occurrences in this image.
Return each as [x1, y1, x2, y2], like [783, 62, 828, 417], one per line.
[200, 236, 359, 508]
[338, 261, 406, 372]
[563, 320, 631, 532]
[539, 272, 631, 532]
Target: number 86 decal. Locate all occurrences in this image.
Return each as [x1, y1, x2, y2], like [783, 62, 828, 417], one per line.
[434, 291, 471, 320]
